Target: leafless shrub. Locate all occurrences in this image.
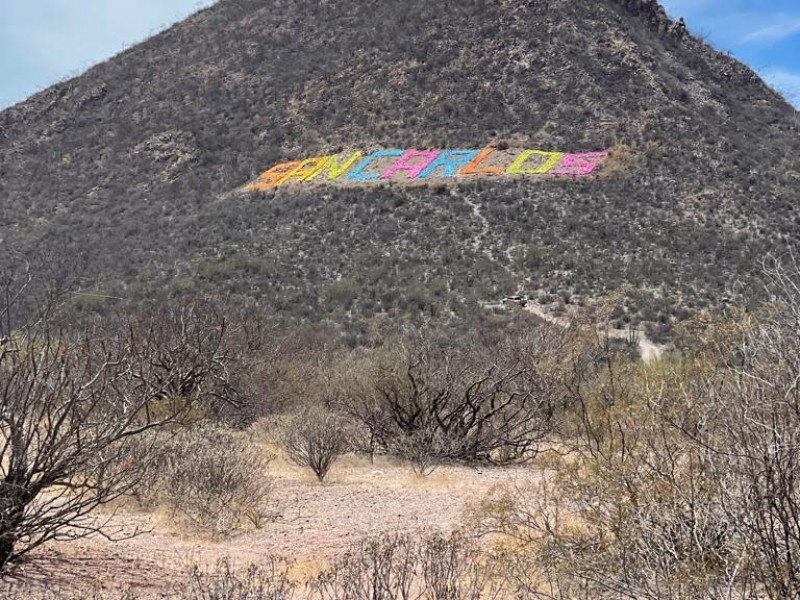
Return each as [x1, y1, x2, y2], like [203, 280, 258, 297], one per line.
[0, 258, 257, 569]
[185, 557, 295, 600]
[677, 254, 800, 599]
[281, 408, 349, 481]
[310, 534, 418, 600]
[471, 264, 800, 600]
[0, 586, 137, 600]
[387, 422, 453, 477]
[422, 531, 503, 600]
[103, 298, 241, 419]
[0, 243, 84, 338]
[0, 311, 234, 570]
[309, 532, 499, 600]
[231, 318, 346, 423]
[335, 326, 569, 468]
[153, 426, 274, 537]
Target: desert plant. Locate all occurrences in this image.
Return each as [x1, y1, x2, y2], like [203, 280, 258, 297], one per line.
[0, 323, 225, 570]
[337, 327, 568, 467]
[422, 531, 503, 600]
[310, 534, 418, 600]
[155, 426, 274, 537]
[470, 269, 800, 600]
[108, 298, 241, 419]
[185, 557, 295, 600]
[309, 532, 497, 600]
[0, 260, 253, 569]
[387, 421, 453, 477]
[281, 408, 349, 481]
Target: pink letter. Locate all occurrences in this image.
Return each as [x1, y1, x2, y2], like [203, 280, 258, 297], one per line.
[549, 152, 608, 176]
[381, 150, 442, 180]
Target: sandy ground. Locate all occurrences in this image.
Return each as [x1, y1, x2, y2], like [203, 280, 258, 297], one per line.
[2, 454, 534, 599]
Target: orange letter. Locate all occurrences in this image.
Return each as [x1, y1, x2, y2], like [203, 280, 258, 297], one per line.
[506, 150, 566, 175]
[306, 151, 364, 181]
[244, 161, 302, 191]
[459, 147, 505, 175]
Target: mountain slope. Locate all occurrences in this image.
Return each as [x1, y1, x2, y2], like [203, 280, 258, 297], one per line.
[1, 0, 798, 336]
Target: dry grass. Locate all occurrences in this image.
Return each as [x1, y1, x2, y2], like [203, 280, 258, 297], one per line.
[285, 556, 331, 584]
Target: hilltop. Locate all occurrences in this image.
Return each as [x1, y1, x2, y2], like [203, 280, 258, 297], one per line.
[1, 0, 798, 340]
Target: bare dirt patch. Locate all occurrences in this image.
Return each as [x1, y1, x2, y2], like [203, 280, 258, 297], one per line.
[2, 454, 532, 599]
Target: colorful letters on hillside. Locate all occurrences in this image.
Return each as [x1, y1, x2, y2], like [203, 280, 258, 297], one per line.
[243, 146, 609, 191]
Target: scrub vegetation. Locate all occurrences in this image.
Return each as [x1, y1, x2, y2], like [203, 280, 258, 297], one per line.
[2, 0, 800, 597]
[3, 256, 800, 599]
[1, 0, 798, 340]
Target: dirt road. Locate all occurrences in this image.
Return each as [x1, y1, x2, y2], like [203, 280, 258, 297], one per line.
[522, 304, 665, 362]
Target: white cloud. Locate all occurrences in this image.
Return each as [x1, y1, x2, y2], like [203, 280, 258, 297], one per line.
[744, 18, 800, 43]
[762, 68, 800, 108]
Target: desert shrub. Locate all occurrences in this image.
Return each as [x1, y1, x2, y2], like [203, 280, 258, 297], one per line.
[310, 534, 418, 600]
[421, 531, 502, 600]
[184, 557, 295, 600]
[228, 317, 349, 424]
[281, 408, 350, 481]
[0, 580, 140, 600]
[309, 532, 500, 600]
[387, 422, 454, 477]
[0, 295, 246, 570]
[334, 326, 569, 469]
[471, 358, 746, 600]
[132, 425, 274, 537]
[472, 264, 800, 600]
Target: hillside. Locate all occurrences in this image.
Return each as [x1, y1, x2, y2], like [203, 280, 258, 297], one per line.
[1, 0, 798, 339]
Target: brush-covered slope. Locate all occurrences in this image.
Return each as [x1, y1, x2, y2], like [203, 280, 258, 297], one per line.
[0, 0, 798, 336]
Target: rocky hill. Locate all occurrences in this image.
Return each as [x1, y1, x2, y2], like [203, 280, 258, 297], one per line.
[1, 0, 798, 339]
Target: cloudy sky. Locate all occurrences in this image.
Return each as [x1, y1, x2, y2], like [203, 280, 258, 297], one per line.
[0, 0, 215, 109]
[1, 0, 799, 109]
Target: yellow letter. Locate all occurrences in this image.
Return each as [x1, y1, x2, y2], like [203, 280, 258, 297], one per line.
[278, 156, 331, 185]
[306, 151, 364, 181]
[506, 150, 566, 175]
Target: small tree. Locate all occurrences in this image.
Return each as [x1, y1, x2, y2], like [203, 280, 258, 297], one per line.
[0, 335, 174, 568]
[281, 408, 349, 481]
[0, 299, 238, 570]
[337, 327, 568, 466]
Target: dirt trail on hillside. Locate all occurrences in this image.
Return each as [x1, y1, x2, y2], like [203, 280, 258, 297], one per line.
[523, 304, 665, 362]
[461, 194, 490, 255]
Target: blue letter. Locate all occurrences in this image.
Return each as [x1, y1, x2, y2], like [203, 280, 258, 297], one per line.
[346, 150, 404, 181]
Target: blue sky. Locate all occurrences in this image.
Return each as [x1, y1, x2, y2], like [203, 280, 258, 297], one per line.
[0, 1, 799, 110]
[663, 0, 800, 105]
